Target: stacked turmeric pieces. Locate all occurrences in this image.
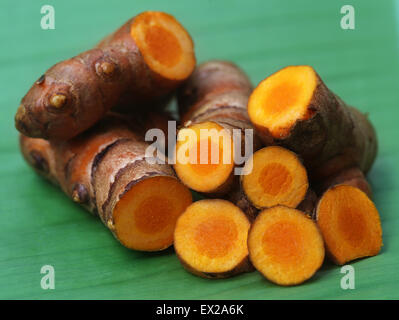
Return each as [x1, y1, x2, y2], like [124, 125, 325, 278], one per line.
[15, 11, 382, 286]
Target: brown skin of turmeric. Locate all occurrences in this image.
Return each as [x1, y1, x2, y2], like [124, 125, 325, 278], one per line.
[15, 11, 195, 140]
[20, 114, 192, 251]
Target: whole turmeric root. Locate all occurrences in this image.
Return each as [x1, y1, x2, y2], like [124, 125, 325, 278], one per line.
[20, 114, 192, 251]
[247, 65, 377, 194]
[174, 60, 261, 195]
[15, 11, 196, 140]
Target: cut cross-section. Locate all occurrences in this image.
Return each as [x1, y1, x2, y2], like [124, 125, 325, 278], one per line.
[174, 199, 252, 278]
[248, 206, 324, 286]
[316, 185, 382, 265]
[241, 146, 308, 209]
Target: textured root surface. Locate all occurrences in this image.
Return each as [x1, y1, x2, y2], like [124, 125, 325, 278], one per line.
[316, 185, 382, 265]
[241, 146, 308, 209]
[248, 206, 324, 286]
[175, 60, 261, 195]
[247, 65, 377, 183]
[174, 199, 252, 278]
[15, 11, 195, 140]
[19, 115, 193, 251]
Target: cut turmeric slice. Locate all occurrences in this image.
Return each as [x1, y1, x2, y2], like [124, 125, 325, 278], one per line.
[174, 199, 252, 278]
[248, 206, 325, 286]
[114, 176, 192, 251]
[241, 146, 308, 209]
[175, 61, 261, 195]
[174, 121, 234, 193]
[315, 185, 382, 265]
[131, 11, 195, 80]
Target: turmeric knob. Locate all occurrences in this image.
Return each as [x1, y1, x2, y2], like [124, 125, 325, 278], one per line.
[49, 94, 66, 109]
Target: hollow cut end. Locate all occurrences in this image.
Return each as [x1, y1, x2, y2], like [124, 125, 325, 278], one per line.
[113, 175, 192, 251]
[316, 185, 382, 265]
[242, 146, 308, 209]
[131, 11, 196, 80]
[174, 121, 234, 193]
[174, 199, 251, 275]
[248, 65, 317, 139]
[248, 206, 325, 286]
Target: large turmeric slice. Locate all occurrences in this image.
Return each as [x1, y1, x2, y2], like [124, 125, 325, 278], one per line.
[174, 61, 261, 195]
[19, 114, 192, 251]
[15, 11, 195, 140]
[174, 199, 252, 278]
[248, 206, 325, 286]
[247, 66, 377, 191]
[315, 185, 382, 265]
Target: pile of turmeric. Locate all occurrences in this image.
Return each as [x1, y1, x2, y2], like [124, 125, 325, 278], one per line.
[15, 11, 383, 287]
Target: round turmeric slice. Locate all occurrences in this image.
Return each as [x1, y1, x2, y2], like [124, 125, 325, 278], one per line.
[248, 206, 325, 286]
[131, 11, 195, 80]
[241, 146, 308, 209]
[174, 199, 252, 278]
[174, 121, 234, 193]
[113, 175, 192, 251]
[316, 185, 382, 265]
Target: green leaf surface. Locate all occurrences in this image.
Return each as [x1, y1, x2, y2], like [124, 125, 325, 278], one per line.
[0, 0, 398, 299]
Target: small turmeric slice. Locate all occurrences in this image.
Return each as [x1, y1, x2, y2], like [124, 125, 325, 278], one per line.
[248, 206, 325, 286]
[174, 199, 252, 278]
[174, 61, 261, 195]
[315, 185, 382, 265]
[241, 146, 308, 209]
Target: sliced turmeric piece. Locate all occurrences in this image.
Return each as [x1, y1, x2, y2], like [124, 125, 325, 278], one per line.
[315, 185, 382, 265]
[15, 11, 195, 140]
[247, 65, 377, 184]
[241, 146, 308, 209]
[174, 199, 252, 278]
[174, 121, 234, 193]
[174, 61, 261, 195]
[19, 114, 192, 251]
[248, 206, 325, 286]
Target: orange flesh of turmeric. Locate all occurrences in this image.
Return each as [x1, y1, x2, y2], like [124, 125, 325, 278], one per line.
[188, 139, 222, 175]
[131, 11, 195, 80]
[248, 206, 325, 286]
[144, 25, 182, 67]
[174, 122, 234, 193]
[316, 185, 382, 265]
[258, 163, 293, 196]
[262, 221, 304, 265]
[194, 217, 238, 258]
[242, 146, 308, 209]
[174, 199, 250, 274]
[113, 176, 192, 251]
[248, 65, 317, 138]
